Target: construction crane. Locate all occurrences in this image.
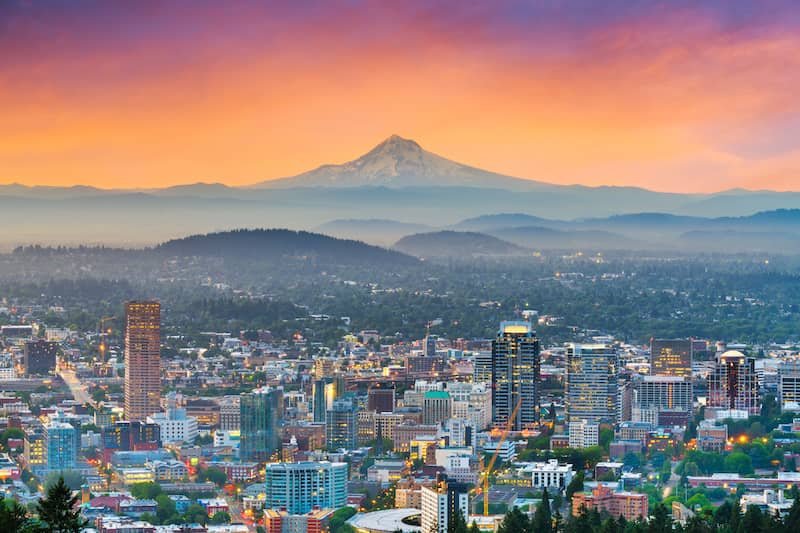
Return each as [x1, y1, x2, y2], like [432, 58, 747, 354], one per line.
[478, 395, 524, 515]
[98, 316, 115, 363]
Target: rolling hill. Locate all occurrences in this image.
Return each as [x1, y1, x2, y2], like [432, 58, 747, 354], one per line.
[156, 229, 417, 266]
[393, 231, 528, 257]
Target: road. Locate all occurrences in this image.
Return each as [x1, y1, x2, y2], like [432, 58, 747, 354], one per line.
[58, 368, 96, 408]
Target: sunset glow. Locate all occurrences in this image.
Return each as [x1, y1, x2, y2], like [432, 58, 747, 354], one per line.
[2, 0, 799, 192]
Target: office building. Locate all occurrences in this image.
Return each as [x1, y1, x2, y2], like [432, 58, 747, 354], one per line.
[423, 391, 452, 426]
[634, 375, 693, 427]
[147, 408, 198, 444]
[491, 321, 541, 430]
[325, 398, 357, 450]
[519, 459, 576, 490]
[24, 424, 46, 470]
[218, 395, 241, 431]
[421, 478, 469, 533]
[124, 301, 161, 421]
[650, 338, 692, 377]
[566, 344, 618, 424]
[367, 385, 395, 413]
[568, 420, 600, 448]
[473, 352, 493, 384]
[707, 350, 760, 415]
[424, 334, 438, 357]
[101, 420, 161, 463]
[779, 363, 800, 412]
[312, 379, 336, 423]
[23, 339, 59, 376]
[240, 387, 283, 462]
[264, 461, 348, 514]
[45, 421, 77, 471]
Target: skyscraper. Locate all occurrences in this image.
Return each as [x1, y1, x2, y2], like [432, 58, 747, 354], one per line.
[707, 350, 759, 415]
[650, 338, 693, 377]
[312, 378, 338, 423]
[491, 321, 541, 430]
[240, 387, 283, 462]
[124, 301, 161, 422]
[566, 343, 619, 424]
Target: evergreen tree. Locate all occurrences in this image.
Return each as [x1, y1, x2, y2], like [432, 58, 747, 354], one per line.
[740, 505, 764, 533]
[785, 489, 800, 533]
[533, 488, 553, 533]
[448, 509, 468, 533]
[0, 499, 29, 531]
[498, 507, 530, 533]
[729, 499, 743, 533]
[553, 510, 564, 533]
[647, 504, 673, 533]
[34, 476, 87, 533]
[468, 521, 481, 533]
[566, 472, 585, 502]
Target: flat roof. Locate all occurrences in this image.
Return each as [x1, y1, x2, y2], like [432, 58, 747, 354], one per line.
[347, 508, 421, 533]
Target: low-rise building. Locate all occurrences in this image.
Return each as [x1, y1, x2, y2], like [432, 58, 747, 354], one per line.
[518, 460, 575, 490]
[572, 485, 648, 521]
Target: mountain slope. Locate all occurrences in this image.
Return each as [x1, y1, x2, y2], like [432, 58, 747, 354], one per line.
[253, 135, 553, 191]
[317, 219, 435, 246]
[394, 231, 527, 257]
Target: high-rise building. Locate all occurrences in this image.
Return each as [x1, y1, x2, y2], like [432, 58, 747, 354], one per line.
[313, 358, 336, 380]
[779, 363, 800, 412]
[325, 398, 357, 450]
[124, 301, 161, 422]
[473, 352, 493, 384]
[424, 335, 438, 357]
[24, 424, 46, 470]
[240, 387, 284, 462]
[312, 378, 338, 423]
[707, 350, 759, 415]
[491, 321, 541, 430]
[45, 421, 77, 471]
[101, 420, 161, 463]
[423, 391, 452, 426]
[367, 385, 395, 413]
[634, 375, 693, 427]
[23, 340, 59, 376]
[420, 478, 469, 533]
[650, 339, 693, 377]
[264, 461, 348, 514]
[566, 344, 618, 424]
[219, 395, 241, 431]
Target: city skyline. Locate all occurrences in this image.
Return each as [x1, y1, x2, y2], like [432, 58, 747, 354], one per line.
[2, 1, 800, 193]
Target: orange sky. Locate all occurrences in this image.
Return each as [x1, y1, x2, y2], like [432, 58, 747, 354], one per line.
[1, 1, 799, 193]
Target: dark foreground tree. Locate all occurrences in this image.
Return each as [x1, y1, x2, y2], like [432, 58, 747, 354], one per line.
[34, 476, 87, 533]
[532, 488, 553, 533]
[0, 498, 29, 531]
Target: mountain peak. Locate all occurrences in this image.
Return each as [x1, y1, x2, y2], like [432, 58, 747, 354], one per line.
[254, 134, 548, 190]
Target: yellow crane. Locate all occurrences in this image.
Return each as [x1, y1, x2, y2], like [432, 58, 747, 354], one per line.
[98, 316, 115, 362]
[478, 395, 524, 515]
